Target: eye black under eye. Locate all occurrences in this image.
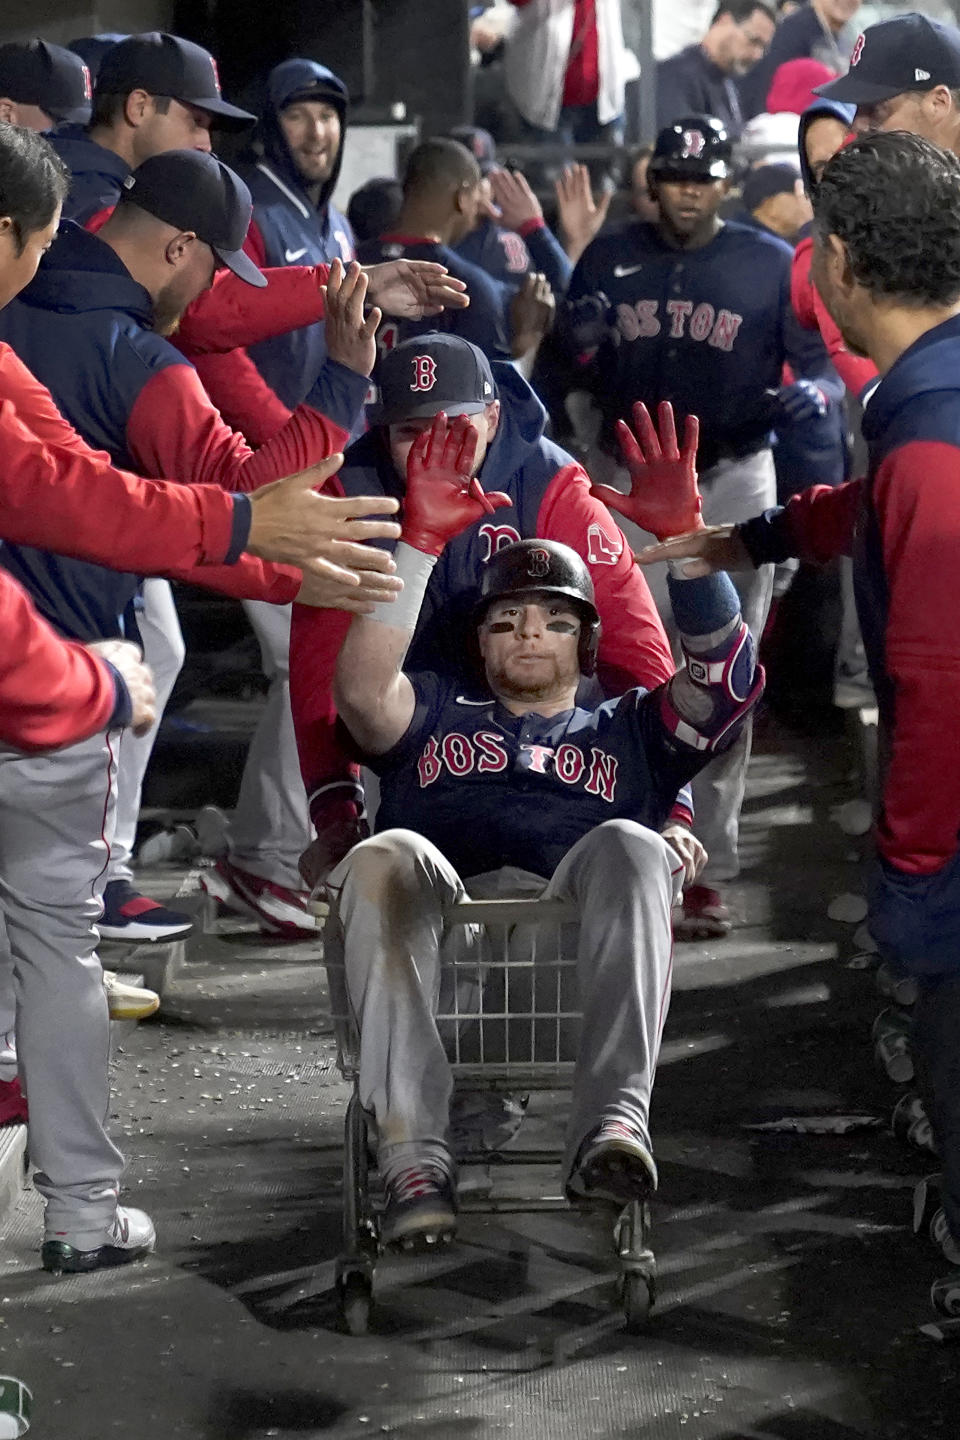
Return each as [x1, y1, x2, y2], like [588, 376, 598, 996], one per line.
[487, 620, 516, 633]
[546, 621, 577, 633]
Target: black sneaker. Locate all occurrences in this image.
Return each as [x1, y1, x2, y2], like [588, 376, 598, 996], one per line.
[567, 1120, 658, 1207]
[42, 1205, 156, 1274]
[99, 881, 193, 943]
[381, 1163, 457, 1250]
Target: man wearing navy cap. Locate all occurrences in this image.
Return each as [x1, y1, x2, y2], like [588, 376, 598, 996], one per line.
[0, 40, 92, 132]
[814, 11, 960, 153]
[0, 149, 388, 946]
[289, 331, 704, 890]
[49, 31, 256, 225]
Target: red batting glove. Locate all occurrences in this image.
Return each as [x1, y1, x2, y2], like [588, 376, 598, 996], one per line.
[401, 411, 511, 555]
[590, 401, 705, 543]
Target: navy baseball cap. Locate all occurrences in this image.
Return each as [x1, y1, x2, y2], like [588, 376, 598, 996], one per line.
[120, 150, 266, 287]
[95, 32, 256, 129]
[447, 125, 497, 174]
[814, 14, 960, 105]
[0, 40, 92, 125]
[68, 34, 128, 82]
[373, 334, 497, 425]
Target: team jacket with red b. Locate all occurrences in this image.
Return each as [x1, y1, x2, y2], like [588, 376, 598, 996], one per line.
[290, 361, 678, 822]
[737, 316, 960, 966]
[0, 221, 367, 641]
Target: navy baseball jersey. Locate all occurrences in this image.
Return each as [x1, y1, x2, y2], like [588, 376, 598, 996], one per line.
[371, 674, 699, 880]
[356, 234, 512, 363]
[457, 216, 573, 297]
[567, 218, 829, 472]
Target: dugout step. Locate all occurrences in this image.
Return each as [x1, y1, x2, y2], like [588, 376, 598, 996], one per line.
[0, 1125, 28, 1229]
[100, 939, 186, 1004]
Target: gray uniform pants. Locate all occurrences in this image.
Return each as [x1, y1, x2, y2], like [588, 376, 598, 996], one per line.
[325, 822, 683, 1184]
[229, 601, 313, 890]
[596, 447, 776, 884]
[109, 578, 185, 885]
[0, 734, 124, 1243]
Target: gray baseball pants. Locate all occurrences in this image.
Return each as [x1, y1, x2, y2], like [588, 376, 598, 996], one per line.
[325, 822, 683, 1186]
[600, 447, 776, 884]
[0, 733, 125, 1244]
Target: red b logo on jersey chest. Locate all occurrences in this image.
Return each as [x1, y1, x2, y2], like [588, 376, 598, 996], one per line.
[410, 356, 438, 392]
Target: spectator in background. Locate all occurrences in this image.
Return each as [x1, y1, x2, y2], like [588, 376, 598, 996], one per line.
[346, 177, 402, 246]
[738, 0, 861, 122]
[0, 40, 92, 132]
[741, 56, 835, 158]
[655, 2, 776, 139]
[502, 1, 634, 156]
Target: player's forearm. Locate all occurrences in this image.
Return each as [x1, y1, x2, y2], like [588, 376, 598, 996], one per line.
[334, 542, 435, 753]
[660, 569, 763, 756]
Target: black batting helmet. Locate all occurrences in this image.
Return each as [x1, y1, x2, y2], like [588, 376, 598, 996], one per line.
[648, 114, 732, 180]
[476, 540, 601, 675]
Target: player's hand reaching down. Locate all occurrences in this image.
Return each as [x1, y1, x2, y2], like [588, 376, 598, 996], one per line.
[661, 822, 707, 887]
[591, 400, 704, 543]
[402, 412, 511, 555]
[87, 640, 156, 737]
[246, 451, 402, 582]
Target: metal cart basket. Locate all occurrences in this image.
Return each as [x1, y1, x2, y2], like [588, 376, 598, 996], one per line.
[322, 893, 657, 1335]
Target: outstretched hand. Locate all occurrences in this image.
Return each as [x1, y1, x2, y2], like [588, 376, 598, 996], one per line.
[590, 400, 704, 543]
[363, 259, 469, 318]
[402, 412, 511, 556]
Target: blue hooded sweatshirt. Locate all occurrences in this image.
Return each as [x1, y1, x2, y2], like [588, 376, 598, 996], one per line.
[237, 59, 355, 412]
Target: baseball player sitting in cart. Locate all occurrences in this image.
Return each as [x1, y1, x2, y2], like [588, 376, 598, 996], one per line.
[325, 400, 764, 1249]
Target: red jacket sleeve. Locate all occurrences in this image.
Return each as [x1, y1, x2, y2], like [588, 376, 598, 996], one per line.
[536, 464, 675, 692]
[791, 236, 879, 397]
[0, 346, 241, 571]
[175, 263, 329, 356]
[125, 361, 361, 495]
[191, 348, 294, 445]
[782, 478, 861, 563]
[0, 570, 118, 751]
[873, 441, 960, 875]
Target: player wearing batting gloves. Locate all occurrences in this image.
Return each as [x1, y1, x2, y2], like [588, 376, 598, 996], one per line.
[325, 402, 763, 1249]
[634, 132, 960, 1323]
[290, 332, 704, 889]
[564, 112, 836, 939]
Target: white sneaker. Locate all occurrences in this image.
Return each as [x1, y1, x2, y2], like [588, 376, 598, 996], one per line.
[42, 1205, 156, 1274]
[102, 971, 160, 1021]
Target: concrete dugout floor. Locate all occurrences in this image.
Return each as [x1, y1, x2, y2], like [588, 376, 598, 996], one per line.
[0, 716, 957, 1440]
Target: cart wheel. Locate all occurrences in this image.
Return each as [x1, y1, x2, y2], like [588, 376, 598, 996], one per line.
[621, 1271, 654, 1332]
[339, 1270, 373, 1336]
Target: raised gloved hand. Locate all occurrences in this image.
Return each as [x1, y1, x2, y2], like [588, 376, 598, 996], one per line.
[777, 379, 827, 424]
[402, 412, 511, 556]
[591, 400, 704, 543]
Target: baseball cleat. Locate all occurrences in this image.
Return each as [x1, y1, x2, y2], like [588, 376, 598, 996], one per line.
[381, 1163, 457, 1251]
[102, 971, 160, 1022]
[41, 1205, 156, 1275]
[568, 1120, 658, 1207]
[99, 881, 194, 943]
[673, 884, 731, 940]
[200, 857, 321, 939]
[0, 1076, 27, 1126]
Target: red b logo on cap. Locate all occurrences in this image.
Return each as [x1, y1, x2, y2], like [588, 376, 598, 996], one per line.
[410, 356, 438, 393]
[850, 32, 865, 66]
[210, 55, 222, 94]
[681, 129, 705, 158]
[527, 548, 551, 579]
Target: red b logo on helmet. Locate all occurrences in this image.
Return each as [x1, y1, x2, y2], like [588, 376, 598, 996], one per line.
[681, 129, 705, 159]
[850, 32, 865, 66]
[410, 356, 438, 392]
[527, 548, 551, 579]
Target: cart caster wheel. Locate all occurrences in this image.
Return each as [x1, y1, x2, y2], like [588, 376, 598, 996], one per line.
[339, 1271, 373, 1335]
[621, 1271, 654, 1332]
